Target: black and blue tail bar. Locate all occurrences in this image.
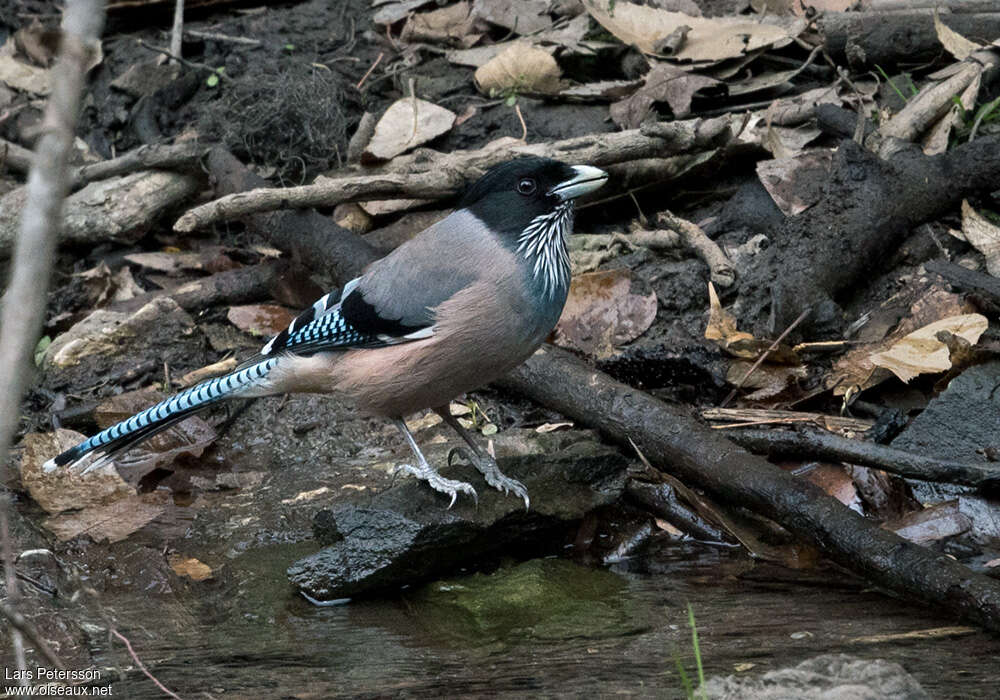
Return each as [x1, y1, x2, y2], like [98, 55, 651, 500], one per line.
[44, 356, 278, 473]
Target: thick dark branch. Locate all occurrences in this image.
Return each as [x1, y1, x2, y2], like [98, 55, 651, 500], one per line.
[499, 346, 1000, 633]
[726, 427, 1000, 491]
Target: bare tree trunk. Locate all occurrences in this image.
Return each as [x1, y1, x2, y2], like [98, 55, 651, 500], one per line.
[0, 0, 106, 676]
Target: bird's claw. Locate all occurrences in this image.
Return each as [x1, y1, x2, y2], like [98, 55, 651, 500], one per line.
[393, 463, 478, 508]
[448, 447, 530, 510]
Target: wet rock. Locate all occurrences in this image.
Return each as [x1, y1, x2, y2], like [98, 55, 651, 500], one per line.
[288, 440, 629, 601]
[891, 362, 1000, 543]
[701, 653, 928, 699]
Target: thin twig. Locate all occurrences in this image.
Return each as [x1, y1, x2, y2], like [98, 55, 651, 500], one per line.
[136, 39, 226, 80]
[356, 51, 383, 89]
[514, 103, 527, 141]
[720, 308, 810, 408]
[111, 628, 182, 699]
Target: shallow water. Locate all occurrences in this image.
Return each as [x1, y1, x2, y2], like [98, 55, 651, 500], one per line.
[88, 536, 1000, 699]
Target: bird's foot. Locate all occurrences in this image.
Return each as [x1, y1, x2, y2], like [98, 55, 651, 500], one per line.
[449, 447, 530, 510]
[393, 462, 478, 509]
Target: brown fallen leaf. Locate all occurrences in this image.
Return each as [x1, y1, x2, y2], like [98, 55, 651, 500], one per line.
[949, 200, 1000, 277]
[584, 0, 805, 63]
[0, 38, 51, 94]
[705, 283, 798, 362]
[227, 303, 297, 337]
[474, 44, 563, 96]
[756, 149, 833, 216]
[883, 500, 971, 545]
[869, 313, 988, 383]
[725, 360, 807, 401]
[827, 284, 972, 395]
[401, 2, 482, 47]
[363, 97, 457, 162]
[19, 429, 134, 515]
[610, 62, 722, 126]
[554, 269, 657, 358]
[168, 554, 214, 581]
[44, 492, 167, 543]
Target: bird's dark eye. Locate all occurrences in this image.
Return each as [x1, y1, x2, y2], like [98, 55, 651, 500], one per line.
[517, 178, 537, 196]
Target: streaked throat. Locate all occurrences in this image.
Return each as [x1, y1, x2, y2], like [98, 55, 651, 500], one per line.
[516, 201, 574, 300]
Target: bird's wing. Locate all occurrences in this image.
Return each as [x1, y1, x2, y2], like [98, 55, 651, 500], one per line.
[259, 209, 487, 357]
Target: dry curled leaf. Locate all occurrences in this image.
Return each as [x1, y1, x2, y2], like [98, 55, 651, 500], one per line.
[869, 313, 988, 383]
[475, 44, 562, 96]
[475, 43, 561, 96]
[949, 200, 1000, 277]
[934, 9, 982, 61]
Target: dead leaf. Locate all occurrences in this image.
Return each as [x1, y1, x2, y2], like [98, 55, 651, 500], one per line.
[363, 97, 457, 162]
[756, 149, 833, 216]
[373, 0, 437, 25]
[610, 62, 722, 126]
[554, 269, 657, 358]
[584, 1, 805, 63]
[227, 303, 297, 337]
[536, 421, 573, 433]
[472, 0, 553, 35]
[934, 9, 982, 62]
[827, 284, 972, 395]
[168, 555, 214, 581]
[281, 487, 332, 505]
[0, 39, 51, 94]
[19, 429, 134, 514]
[725, 360, 807, 401]
[795, 462, 861, 511]
[883, 500, 971, 545]
[402, 2, 482, 46]
[560, 79, 644, 102]
[949, 200, 1000, 277]
[869, 313, 988, 383]
[474, 44, 563, 96]
[44, 492, 167, 543]
[705, 283, 799, 362]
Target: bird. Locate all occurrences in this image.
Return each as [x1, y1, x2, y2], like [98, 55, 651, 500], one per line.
[44, 157, 608, 508]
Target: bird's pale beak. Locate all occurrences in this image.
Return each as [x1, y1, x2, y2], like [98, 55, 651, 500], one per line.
[550, 165, 609, 201]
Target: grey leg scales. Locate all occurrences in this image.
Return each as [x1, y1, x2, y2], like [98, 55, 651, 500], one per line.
[434, 407, 530, 509]
[392, 418, 478, 508]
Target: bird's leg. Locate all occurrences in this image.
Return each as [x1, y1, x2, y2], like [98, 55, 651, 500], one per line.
[433, 406, 530, 509]
[391, 418, 477, 508]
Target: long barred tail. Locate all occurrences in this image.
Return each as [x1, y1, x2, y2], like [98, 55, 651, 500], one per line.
[44, 357, 279, 474]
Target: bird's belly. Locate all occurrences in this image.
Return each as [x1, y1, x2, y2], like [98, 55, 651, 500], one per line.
[327, 318, 546, 418]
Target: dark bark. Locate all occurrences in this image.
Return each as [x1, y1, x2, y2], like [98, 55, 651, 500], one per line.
[107, 259, 295, 314]
[926, 258, 1000, 310]
[726, 427, 1000, 491]
[203, 148, 379, 285]
[739, 136, 1000, 337]
[820, 11, 1000, 68]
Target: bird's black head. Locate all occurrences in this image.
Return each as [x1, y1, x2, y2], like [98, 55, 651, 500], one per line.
[459, 157, 607, 237]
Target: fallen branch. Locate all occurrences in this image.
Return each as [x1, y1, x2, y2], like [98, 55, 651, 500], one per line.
[106, 259, 295, 314]
[499, 345, 1000, 632]
[174, 117, 734, 232]
[71, 142, 209, 189]
[726, 427, 1000, 490]
[654, 210, 736, 288]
